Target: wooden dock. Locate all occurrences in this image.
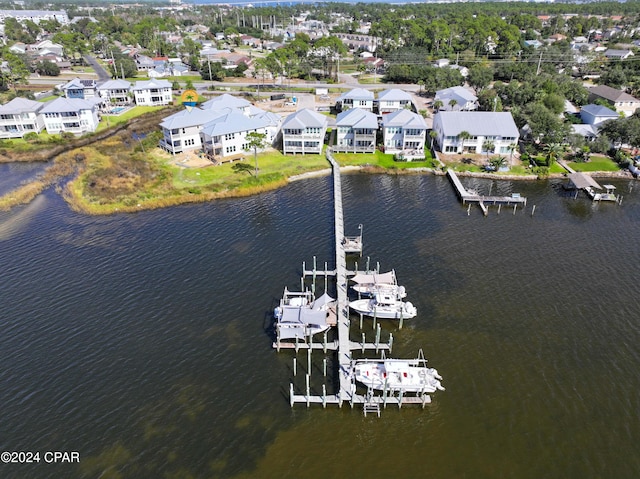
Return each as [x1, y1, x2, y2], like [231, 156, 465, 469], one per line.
[447, 169, 527, 215]
[280, 150, 434, 414]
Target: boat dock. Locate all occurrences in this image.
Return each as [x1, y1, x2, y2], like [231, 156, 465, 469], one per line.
[275, 150, 434, 414]
[565, 172, 622, 203]
[447, 169, 527, 215]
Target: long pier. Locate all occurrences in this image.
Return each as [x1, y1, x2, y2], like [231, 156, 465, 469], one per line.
[447, 169, 527, 215]
[282, 150, 437, 414]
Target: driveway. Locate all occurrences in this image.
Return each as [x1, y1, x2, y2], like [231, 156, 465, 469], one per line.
[83, 55, 111, 82]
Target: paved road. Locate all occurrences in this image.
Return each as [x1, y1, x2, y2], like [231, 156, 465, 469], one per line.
[83, 55, 111, 82]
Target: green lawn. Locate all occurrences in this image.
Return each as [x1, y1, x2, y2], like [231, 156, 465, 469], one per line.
[333, 150, 436, 169]
[568, 155, 621, 172]
[96, 106, 165, 132]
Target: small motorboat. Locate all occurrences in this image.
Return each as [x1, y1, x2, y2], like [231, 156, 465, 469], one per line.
[353, 356, 444, 393]
[349, 291, 416, 319]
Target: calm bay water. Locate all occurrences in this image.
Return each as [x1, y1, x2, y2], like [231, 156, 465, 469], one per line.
[1, 168, 640, 478]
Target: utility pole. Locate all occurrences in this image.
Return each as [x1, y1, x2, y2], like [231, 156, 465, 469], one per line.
[536, 50, 543, 76]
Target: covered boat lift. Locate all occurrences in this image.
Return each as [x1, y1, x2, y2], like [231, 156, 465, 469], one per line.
[566, 173, 619, 202]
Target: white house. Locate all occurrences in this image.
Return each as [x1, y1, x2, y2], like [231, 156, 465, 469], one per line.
[40, 97, 100, 135]
[334, 108, 378, 153]
[201, 93, 251, 115]
[432, 111, 519, 155]
[97, 79, 132, 107]
[381, 109, 427, 156]
[588, 85, 640, 117]
[377, 89, 413, 114]
[281, 109, 327, 155]
[200, 111, 273, 160]
[434, 86, 478, 111]
[579, 104, 619, 126]
[0, 97, 45, 138]
[61, 78, 97, 100]
[336, 88, 375, 112]
[159, 107, 213, 154]
[133, 79, 173, 106]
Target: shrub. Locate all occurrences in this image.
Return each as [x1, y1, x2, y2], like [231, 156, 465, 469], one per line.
[22, 132, 38, 142]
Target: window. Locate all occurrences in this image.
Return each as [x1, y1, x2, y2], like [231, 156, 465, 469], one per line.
[225, 145, 236, 154]
[225, 133, 235, 141]
[185, 138, 196, 146]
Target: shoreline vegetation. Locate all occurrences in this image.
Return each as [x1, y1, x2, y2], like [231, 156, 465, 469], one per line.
[0, 110, 632, 216]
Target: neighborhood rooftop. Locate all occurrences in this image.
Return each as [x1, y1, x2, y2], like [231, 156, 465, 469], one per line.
[435, 111, 519, 137]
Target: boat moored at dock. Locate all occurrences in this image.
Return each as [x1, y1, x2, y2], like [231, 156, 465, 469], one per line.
[349, 291, 417, 319]
[274, 288, 336, 340]
[353, 354, 444, 394]
[350, 270, 407, 298]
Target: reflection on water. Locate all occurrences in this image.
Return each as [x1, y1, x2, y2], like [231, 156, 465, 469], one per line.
[1, 174, 640, 479]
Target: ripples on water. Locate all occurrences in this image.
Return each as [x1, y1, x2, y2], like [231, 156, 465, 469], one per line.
[1, 173, 639, 478]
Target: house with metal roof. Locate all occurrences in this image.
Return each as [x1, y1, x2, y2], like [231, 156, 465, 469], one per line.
[377, 89, 413, 115]
[40, 97, 100, 135]
[432, 111, 519, 155]
[381, 109, 427, 156]
[434, 86, 477, 112]
[159, 107, 216, 154]
[200, 111, 274, 161]
[580, 104, 619, 126]
[132, 79, 173, 106]
[0, 97, 45, 138]
[336, 88, 375, 112]
[281, 109, 328, 154]
[201, 93, 251, 115]
[334, 108, 378, 153]
[61, 78, 97, 100]
[97, 79, 132, 106]
[588, 85, 640, 117]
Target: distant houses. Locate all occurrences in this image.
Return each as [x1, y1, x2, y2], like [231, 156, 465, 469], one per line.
[434, 86, 478, 112]
[377, 89, 413, 114]
[132, 79, 173, 106]
[336, 88, 375, 112]
[588, 85, 640, 117]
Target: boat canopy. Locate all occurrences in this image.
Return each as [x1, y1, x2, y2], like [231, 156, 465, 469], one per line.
[279, 307, 328, 327]
[384, 361, 411, 373]
[278, 325, 306, 339]
[311, 293, 335, 310]
[350, 271, 395, 285]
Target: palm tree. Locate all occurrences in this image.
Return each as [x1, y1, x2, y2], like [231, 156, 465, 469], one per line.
[507, 143, 517, 164]
[433, 99, 443, 112]
[482, 140, 495, 159]
[448, 99, 458, 111]
[429, 130, 438, 150]
[457, 130, 471, 153]
[489, 156, 507, 171]
[543, 142, 564, 167]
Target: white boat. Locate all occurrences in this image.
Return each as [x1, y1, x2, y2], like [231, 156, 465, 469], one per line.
[350, 270, 407, 298]
[274, 288, 336, 340]
[348, 291, 417, 319]
[353, 356, 444, 393]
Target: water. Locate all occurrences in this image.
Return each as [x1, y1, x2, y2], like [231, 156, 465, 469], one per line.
[1, 171, 640, 478]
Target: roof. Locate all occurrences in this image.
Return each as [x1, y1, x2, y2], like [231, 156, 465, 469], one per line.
[382, 109, 427, 129]
[133, 79, 172, 91]
[568, 172, 602, 189]
[571, 124, 599, 138]
[97, 79, 131, 91]
[61, 78, 85, 90]
[338, 88, 374, 102]
[435, 86, 477, 104]
[589, 85, 639, 103]
[378, 89, 412, 102]
[201, 111, 270, 137]
[201, 93, 250, 110]
[40, 97, 98, 113]
[159, 107, 216, 130]
[336, 108, 378, 129]
[435, 111, 519, 137]
[282, 109, 328, 129]
[581, 104, 618, 117]
[0, 97, 43, 115]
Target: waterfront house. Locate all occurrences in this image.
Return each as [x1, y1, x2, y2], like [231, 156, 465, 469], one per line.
[432, 111, 519, 155]
[159, 107, 213, 154]
[40, 97, 100, 135]
[580, 104, 619, 126]
[588, 85, 640, 117]
[336, 88, 375, 112]
[281, 109, 327, 155]
[132, 79, 173, 106]
[97, 79, 132, 107]
[377, 89, 413, 114]
[381, 109, 427, 156]
[334, 108, 378, 153]
[200, 110, 273, 161]
[0, 97, 45, 138]
[61, 78, 97, 99]
[434, 86, 478, 112]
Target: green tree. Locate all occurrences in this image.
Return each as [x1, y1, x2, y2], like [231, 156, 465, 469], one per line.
[468, 64, 493, 92]
[543, 143, 564, 166]
[35, 60, 60, 77]
[483, 140, 495, 158]
[0, 52, 30, 92]
[243, 131, 269, 177]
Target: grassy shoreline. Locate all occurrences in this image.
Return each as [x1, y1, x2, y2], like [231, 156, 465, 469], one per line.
[0, 122, 631, 215]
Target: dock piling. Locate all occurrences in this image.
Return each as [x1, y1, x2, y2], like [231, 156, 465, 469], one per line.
[375, 324, 381, 353]
[293, 357, 297, 376]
